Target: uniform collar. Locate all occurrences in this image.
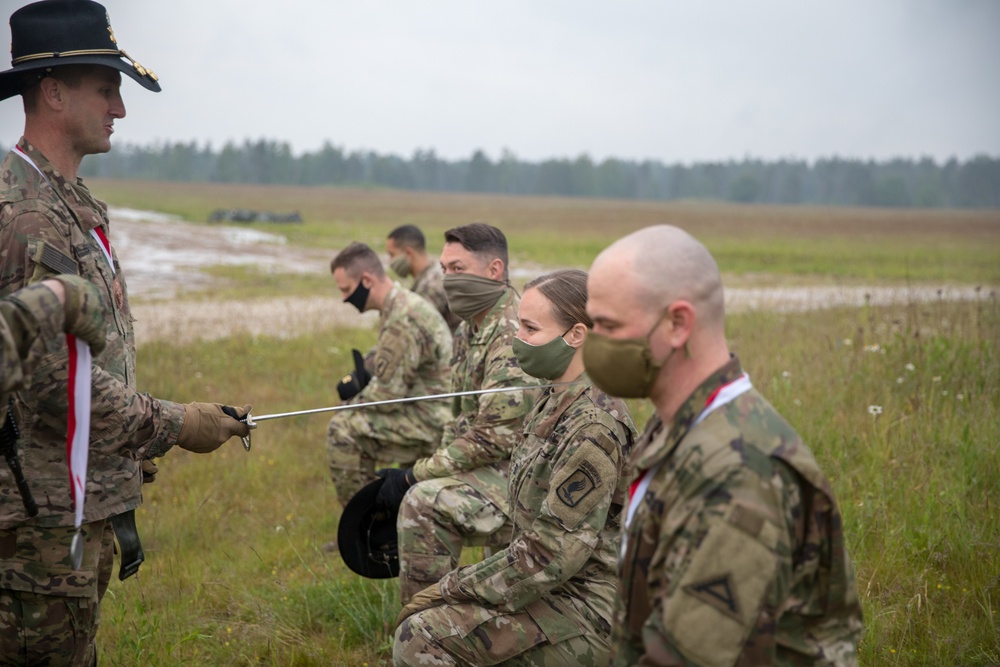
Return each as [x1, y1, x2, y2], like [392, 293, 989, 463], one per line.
[630, 355, 745, 472]
[14, 137, 106, 232]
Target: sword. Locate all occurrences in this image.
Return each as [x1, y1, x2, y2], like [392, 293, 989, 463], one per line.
[237, 382, 574, 451]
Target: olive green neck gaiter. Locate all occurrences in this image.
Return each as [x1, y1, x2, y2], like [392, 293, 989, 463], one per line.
[442, 273, 507, 321]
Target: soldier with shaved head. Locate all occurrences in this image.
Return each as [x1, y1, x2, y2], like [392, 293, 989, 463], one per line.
[585, 225, 862, 665]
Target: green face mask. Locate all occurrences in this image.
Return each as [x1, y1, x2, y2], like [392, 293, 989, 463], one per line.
[512, 330, 576, 380]
[442, 273, 507, 321]
[389, 255, 412, 278]
[582, 312, 672, 398]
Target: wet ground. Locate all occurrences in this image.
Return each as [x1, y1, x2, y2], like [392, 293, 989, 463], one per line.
[109, 208, 992, 345]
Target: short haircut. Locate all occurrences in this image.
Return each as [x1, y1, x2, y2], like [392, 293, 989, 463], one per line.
[525, 269, 593, 330]
[21, 64, 101, 113]
[330, 241, 386, 279]
[443, 223, 508, 279]
[387, 224, 426, 251]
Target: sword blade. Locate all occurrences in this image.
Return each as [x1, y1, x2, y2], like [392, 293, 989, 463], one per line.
[248, 382, 571, 425]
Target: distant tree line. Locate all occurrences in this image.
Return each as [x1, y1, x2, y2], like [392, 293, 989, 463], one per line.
[72, 139, 1000, 208]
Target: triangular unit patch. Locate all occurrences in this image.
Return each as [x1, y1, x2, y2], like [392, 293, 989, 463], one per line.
[683, 573, 741, 621]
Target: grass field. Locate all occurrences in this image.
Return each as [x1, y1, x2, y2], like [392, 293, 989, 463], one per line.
[85, 181, 999, 666]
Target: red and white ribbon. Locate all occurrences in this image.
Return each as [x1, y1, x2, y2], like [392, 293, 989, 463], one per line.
[89, 227, 115, 275]
[66, 334, 92, 531]
[13, 146, 95, 531]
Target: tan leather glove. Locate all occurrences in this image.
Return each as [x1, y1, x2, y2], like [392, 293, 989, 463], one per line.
[394, 582, 445, 630]
[141, 459, 158, 484]
[51, 274, 110, 354]
[176, 403, 252, 453]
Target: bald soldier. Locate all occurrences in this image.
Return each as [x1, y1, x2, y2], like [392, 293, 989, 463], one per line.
[386, 224, 461, 333]
[326, 242, 453, 514]
[584, 225, 862, 665]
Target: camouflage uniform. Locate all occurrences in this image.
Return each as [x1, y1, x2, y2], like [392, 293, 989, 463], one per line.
[0, 139, 186, 666]
[326, 283, 453, 507]
[399, 288, 540, 602]
[613, 356, 863, 666]
[394, 377, 636, 666]
[411, 262, 460, 333]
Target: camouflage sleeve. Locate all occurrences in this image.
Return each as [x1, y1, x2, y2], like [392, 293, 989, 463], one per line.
[441, 422, 623, 611]
[641, 466, 793, 666]
[0, 283, 64, 399]
[1, 209, 185, 459]
[413, 339, 537, 480]
[352, 321, 420, 409]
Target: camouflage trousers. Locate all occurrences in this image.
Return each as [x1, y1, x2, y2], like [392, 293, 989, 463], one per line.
[394, 602, 610, 666]
[326, 409, 441, 508]
[0, 519, 114, 667]
[397, 465, 512, 604]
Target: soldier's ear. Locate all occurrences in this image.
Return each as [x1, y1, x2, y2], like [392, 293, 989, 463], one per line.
[565, 323, 587, 349]
[37, 76, 65, 110]
[486, 258, 505, 281]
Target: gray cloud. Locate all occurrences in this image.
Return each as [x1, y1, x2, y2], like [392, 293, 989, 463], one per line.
[2, 0, 997, 163]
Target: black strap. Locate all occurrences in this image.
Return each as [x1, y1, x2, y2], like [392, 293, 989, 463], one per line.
[0, 399, 37, 517]
[110, 509, 144, 580]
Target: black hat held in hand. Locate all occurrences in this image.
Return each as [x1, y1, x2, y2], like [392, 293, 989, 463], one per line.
[337, 477, 400, 579]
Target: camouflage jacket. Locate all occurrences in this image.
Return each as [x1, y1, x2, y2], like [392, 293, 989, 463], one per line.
[440, 375, 636, 641]
[349, 282, 452, 428]
[612, 356, 862, 666]
[0, 139, 185, 529]
[0, 283, 66, 424]
[413, 288, 540, 484]
[411, 262, 460, 333]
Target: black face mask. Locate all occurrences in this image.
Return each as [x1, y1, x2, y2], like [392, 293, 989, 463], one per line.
[344, 280, 370, 312]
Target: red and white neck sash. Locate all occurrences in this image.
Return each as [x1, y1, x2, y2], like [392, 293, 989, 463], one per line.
[13, 145, 94, 552]
[625, 373, 753, 530]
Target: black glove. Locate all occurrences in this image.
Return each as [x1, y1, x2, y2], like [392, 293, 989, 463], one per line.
[337, 349, 373, 400]
[375, 468, 416, 513]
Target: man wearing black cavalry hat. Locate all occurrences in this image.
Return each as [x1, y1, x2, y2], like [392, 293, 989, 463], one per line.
[0, 2, 251, 664]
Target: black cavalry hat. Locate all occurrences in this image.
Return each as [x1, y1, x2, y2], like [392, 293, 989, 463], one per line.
[337, 477, 400, 579]
[0, 0, 161, 101]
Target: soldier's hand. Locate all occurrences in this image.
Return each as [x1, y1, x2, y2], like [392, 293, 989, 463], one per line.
[375, 468, 415, 513]
[49, 274, 110, 354]
[336, 349, 372, 400]
[395, 582, 445, 630]
[177, 403, 252, 453]
[141, 459, 159, 484]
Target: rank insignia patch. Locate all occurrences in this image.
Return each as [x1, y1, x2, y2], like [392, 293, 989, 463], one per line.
[683, 574, 741, 620]
[556, 464, 598, 507]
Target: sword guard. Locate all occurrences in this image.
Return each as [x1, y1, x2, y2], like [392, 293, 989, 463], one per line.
[240, 412, 256, 451]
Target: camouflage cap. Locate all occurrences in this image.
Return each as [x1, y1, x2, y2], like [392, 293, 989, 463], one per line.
[0, 0, 161, 101]
[337, 477, 400, 579]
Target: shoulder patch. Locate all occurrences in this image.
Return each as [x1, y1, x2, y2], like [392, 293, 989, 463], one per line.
[683, 574, 740, 621]
[556, 463, 599, 507]
[546, 440, 617, 529]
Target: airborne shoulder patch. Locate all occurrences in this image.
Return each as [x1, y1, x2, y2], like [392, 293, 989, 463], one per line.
[683, 573, 741, 621]
[546, 441, 616, 529]
[556, 461, 599, 508]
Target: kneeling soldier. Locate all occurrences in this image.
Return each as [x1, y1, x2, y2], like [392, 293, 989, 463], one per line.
[326, 243, 453, 528]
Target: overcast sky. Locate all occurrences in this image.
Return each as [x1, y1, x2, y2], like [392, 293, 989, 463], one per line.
[2, 0, 998, 164]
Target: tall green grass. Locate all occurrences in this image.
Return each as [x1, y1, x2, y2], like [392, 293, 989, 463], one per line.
[91, 295, 1000, 665]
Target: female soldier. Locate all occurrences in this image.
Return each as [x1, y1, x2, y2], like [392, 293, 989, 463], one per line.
[393, 269, 636, 666]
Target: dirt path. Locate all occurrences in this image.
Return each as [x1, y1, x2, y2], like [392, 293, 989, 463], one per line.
[109, 208, 993, 345]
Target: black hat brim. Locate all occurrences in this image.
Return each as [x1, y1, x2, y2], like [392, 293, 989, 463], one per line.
[0, 55, 160, 102]
[337, 477, 401, 579]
